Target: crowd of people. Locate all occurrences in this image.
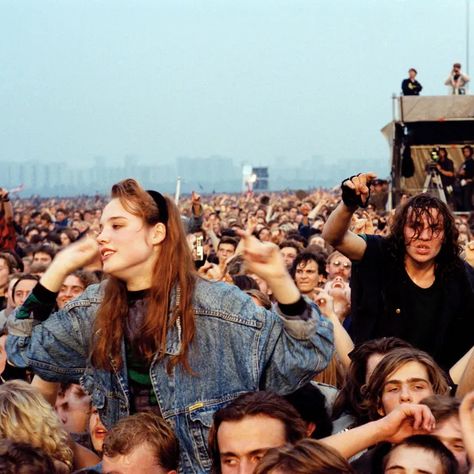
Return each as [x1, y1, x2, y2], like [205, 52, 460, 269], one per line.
[0, 172, 473, 474]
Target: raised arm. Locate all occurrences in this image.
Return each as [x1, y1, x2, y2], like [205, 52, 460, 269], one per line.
[322, 173, 376, 262]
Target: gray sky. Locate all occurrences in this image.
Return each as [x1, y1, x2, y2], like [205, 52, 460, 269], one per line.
[0, 0, 471, 175]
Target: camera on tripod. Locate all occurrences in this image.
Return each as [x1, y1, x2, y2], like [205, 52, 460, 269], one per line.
[425, 147, 441, 171]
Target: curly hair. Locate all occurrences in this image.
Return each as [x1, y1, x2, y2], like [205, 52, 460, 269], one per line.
[0, 380, 73, 469]
[385, 194, 461, 277]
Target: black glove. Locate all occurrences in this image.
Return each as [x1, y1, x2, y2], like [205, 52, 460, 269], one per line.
[341, 174, 370, 209]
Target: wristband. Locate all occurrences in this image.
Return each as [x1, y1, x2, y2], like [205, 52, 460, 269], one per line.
[341, 174, 370, 209]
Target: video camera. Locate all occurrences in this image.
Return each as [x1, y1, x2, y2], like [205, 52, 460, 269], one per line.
[430, 147, 440, 163]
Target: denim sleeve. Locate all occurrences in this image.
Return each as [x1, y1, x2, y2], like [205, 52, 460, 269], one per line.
[6, 288, 96, 384]
[257, 299, 334, 394]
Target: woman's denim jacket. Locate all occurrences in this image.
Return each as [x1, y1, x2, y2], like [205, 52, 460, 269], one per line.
[7, 278, 333, 473]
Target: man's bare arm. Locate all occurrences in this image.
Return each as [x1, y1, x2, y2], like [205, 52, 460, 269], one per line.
[322, 202, 367, 261]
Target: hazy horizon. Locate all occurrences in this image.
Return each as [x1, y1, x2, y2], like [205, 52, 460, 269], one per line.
[1, 0, 471, 175]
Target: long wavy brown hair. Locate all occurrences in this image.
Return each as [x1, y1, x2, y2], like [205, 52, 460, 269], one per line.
[91, 179, 196, 372]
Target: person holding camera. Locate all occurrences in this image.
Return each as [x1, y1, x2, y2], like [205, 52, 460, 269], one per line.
[445, 62, 470, 95]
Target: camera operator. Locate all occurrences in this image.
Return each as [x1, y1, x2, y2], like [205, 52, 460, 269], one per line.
[444, 62, 470, 95]
[433, 148, 455, 208]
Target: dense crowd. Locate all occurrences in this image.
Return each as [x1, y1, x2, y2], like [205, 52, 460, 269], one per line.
[0, 174, 473, 474]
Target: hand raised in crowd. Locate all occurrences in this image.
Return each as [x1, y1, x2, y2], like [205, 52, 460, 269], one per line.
[312, 288, 336, 318]
[191, 191, 201, 206]
[342, 172, 377, 207]
[0, 187, 9, 201]
[246, 215, 258, 235]
[236, 229, 300, 304]
[459, 391, 474, 465]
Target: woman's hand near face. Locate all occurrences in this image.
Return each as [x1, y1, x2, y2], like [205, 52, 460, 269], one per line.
[41, 236, 100, 293]
[236, 230, 300, 304]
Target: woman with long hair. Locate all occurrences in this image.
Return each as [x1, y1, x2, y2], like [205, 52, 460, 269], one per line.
[6, 179, 333, 472]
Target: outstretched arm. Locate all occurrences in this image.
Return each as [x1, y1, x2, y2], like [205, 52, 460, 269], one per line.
[321, 404, 436, 459]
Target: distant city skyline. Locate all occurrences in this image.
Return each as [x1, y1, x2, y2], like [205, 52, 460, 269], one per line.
[1, 153, 387, 196]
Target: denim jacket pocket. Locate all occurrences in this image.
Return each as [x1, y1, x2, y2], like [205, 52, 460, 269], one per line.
[187, 407, 216, 471]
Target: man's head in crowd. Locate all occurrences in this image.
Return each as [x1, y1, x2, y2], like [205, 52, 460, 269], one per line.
[332, 338, 413, 424]
[383, 435, 458, 474]
[284, 383, 333, 439]
[55, 383, 92, 434]
[290, 252, 324, 297]
[278, 240, 301, 269]
[0, 440, 57, 474]
[421, 395, 471, 473]
[0, 380, 73, 471]
[56, 270, 98, 309]
[217, 237, 238, 265]
[363, 348, 450, 420]
[462, 145, 473, 160]
[209, 391, 306, 474]
[102, 412, 179, 474]
[325, 251, 352, 282]
[387, 194, 459, 270]
[0, 253, 20, 297]
[12, 274, 39, 307]
[32, 245, 56, 267]
[254, 439, 354, 474]
[59, 229, 76, 247]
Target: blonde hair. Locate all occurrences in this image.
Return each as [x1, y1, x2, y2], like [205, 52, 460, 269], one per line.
[0, 380, 73, 468]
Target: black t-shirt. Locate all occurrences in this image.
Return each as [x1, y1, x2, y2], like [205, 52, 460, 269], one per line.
[402, 272, 441, 354]
[461, 158, 474, 180]
[438, 158, 455, 188]
[350, 235, 474, 368]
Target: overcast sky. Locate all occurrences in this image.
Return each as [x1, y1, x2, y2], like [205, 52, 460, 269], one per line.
[0, 0, 471, 174]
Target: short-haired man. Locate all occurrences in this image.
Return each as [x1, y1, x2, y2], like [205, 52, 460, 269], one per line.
[325, 251, 352, 282]
[32, 245, 56, 267]
[278, 240, 301, 269]
[209, 391, 306, 474]
[217, 237, 238, 265]
[102, 412, 179, 474]
[322, 173, 474, 368]
[401, 68, 422, 96]
[421, 395, 471, 473]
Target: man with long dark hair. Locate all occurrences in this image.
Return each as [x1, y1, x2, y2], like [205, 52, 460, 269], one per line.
[322, 172, 474, 368]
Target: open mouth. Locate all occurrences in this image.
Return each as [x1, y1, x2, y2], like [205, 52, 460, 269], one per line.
[100, 249, 115, 261]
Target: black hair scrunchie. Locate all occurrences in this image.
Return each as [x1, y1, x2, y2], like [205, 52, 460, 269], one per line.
[341, 174, 371, 209]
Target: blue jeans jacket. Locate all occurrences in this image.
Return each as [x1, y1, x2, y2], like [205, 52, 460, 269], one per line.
[7, 278, 333, 473]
